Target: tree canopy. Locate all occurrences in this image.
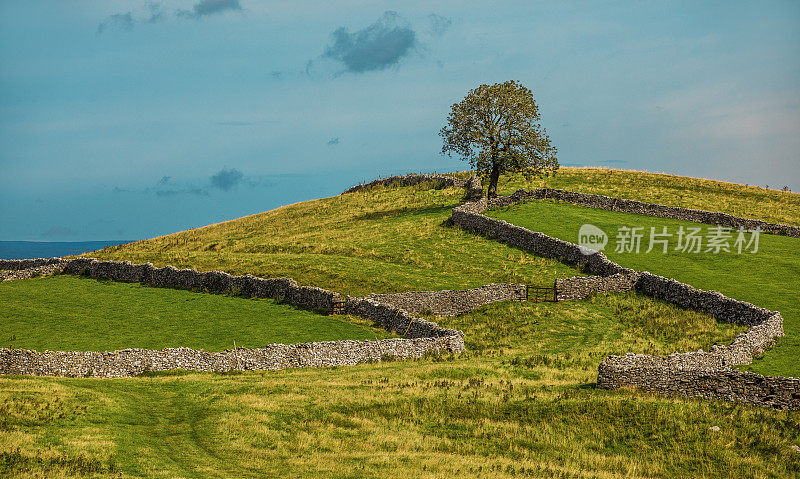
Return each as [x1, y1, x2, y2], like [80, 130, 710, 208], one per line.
[440, 80, 558, 198]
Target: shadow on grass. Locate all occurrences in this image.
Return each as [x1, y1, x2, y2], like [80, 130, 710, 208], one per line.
[137, 369, 247, 378]
[354, 204, 456, 221]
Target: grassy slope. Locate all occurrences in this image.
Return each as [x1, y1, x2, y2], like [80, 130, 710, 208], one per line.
[1, 168, 799, 477]
[0, 275, 392, 352]
[486, 200, 800, 377]
[84, 182, 579, 296]
[83, 167, 800, 298]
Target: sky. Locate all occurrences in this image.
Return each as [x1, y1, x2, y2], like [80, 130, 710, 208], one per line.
[1, 0, 798, 241]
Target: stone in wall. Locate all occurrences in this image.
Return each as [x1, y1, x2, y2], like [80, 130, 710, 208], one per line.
[452, 201, 633, 278]
[555, 273, 639, 301]
[634, 271, 775, 326]
[0, 258, 65, 271]
[365, 283, 526, 316]
[597, 355, 800, 410]
[60, 258, 344, 314]
[0, 334, 465, 378]
[343, 297, 462, 339]
[464, 175, 485, 201]
[0, 263, 67, 281]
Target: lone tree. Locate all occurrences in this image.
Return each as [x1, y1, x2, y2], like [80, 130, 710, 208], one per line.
[440, 80, 558, 198]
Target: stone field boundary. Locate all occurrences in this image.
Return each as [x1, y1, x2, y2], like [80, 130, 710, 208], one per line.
[448, 183, 799, 409]
[499, 187, 800, 237]
[0, 258, 465, 377]
[341, 173, 469, 195]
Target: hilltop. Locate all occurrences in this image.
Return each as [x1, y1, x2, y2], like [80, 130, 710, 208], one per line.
[86, 167, 800, 296]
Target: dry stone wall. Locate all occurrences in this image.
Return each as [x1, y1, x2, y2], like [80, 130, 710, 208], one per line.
[61, 258, 343, 313]
[0, 258, 465, 377]
[450, 191, 798, 409]
[342, 173, 469, 195]
[0, 258, 66, 270]
[452, 200, 633, 278]
[1, 262, 67, 281]
[344, 297, 462, 338]
[555, 273, 638, 301]
[597, 355, 800, 410]
[509, 188, 800, 237]
[0, 336, 463, 378]
[365, 283, 526, 316]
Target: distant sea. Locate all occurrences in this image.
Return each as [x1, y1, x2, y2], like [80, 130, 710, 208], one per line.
[0, 241, 133, 260]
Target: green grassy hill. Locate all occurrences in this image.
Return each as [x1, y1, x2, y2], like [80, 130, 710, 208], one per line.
[1, 168, 799, 477]
[83, 168, 800, 298]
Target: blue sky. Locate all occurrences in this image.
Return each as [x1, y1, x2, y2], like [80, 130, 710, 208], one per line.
[1, 1, 798, 241]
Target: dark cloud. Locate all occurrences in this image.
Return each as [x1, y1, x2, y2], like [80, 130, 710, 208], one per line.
[323, 11, 416, 73]
[96, 12, 134, 35]
[96, 3, 162, 35]
[144, 2, 166, 24]
[210, 168, 244, 191]
[97, 1, 237, 34]
[120, 171, 246, 197]
[41, 226, 78, 239]
[427, 14, 452, 36]
[327, 137, 340, 146]
[178, 0, 242, 20]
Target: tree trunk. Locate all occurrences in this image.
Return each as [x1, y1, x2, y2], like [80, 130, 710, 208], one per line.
[487, 161, 501, 198]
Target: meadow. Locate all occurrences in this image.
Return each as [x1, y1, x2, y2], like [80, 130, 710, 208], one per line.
[3, 294, 780, 478]
[1, 168, 799, 477]
[0, 275, 391, 352]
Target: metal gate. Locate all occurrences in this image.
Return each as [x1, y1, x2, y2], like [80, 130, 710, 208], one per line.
[526, 285, 558, 303]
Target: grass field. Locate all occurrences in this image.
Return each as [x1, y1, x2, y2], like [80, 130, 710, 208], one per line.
[2, 168, 799, 477]
[486, 199, 800, 377]
[3, 294, 780, 478]
[0, 275, 392, 352]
